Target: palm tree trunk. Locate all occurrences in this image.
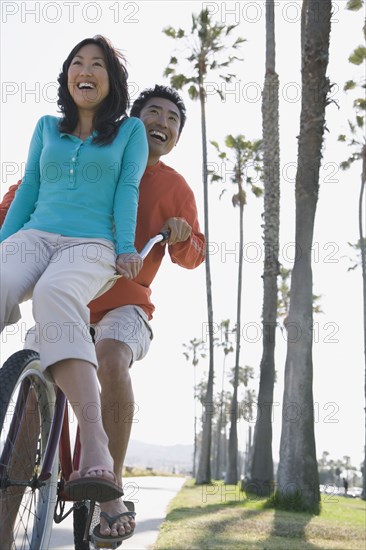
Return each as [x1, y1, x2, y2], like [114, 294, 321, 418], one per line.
[215, 353, 228, 479]
[249, 0, 280, 496]
[301, 0, 308, 72]
[195, 81, 214, 485]
[276, 0, 332, 512]
[191, 356, 197, 478]
[360, 144, 366, 500]
[226, 200, 244, 484]
[193, 411, 197, 477]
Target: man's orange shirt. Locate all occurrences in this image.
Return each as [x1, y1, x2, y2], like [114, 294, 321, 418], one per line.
[1, 162, 205, 322]
[89, 160, 205, 322]
[0, 183, 20, 226]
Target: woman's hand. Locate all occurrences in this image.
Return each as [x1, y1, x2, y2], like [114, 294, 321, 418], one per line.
[116, 252, 143, 279]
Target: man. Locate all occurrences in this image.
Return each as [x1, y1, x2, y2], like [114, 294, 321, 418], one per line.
[0, 85, 205, 543]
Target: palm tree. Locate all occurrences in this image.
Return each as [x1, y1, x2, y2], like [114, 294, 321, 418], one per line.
[248, 0, 280, 496]
[228, 365, 256, 478]
[276, 0, 332, 513]
[212, 389, 232, 480]
[182, 338, 207, 477]
[277, 266, 292, 333]
[278, 267, 323, 334]
[163, 9, 245, 484]
[214, 320, 234, 480]
[338, 0, 366, 498]
[211, 136, 262, 484]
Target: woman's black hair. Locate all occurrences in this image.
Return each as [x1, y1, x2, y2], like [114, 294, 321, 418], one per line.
[57, 35, 129, 145]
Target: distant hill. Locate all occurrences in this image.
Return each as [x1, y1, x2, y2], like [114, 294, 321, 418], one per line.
[125, 439, 193, 474]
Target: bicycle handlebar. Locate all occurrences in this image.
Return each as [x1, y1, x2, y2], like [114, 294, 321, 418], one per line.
[139, 230, 170, 259]
[94, 231, 170, 299]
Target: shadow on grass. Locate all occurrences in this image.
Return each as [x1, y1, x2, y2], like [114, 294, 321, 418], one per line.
[160, 493, 268, 549]
[165, 492, 265, 523]
[164, 502, 323, 549]
[164, 501, 270, 550]
[266, 508, 322, 550]
[167, 501, 321, 550]
[162, 490, 324, 549]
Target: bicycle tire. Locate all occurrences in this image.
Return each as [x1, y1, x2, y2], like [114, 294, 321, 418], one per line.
[0, 350, 59, 550]
[73, 503, 90, 550]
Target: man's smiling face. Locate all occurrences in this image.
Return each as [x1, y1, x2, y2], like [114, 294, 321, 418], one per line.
[139, 97, 181, 165]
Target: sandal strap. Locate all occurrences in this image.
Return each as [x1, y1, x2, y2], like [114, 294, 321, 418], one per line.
[77, 466, 124, 495]
[80, 465, 117, 479]
[100, 510, 136, 526]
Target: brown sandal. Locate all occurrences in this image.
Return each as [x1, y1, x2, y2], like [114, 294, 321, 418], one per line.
[63, 465, 124, 502]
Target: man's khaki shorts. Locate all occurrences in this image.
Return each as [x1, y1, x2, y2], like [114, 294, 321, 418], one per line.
[92, 305, 153, 364]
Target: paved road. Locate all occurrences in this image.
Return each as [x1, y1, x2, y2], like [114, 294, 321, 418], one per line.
[49, 476, 186, 549]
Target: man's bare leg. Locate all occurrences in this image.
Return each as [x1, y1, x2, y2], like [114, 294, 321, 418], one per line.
[96, 339, 135, 538]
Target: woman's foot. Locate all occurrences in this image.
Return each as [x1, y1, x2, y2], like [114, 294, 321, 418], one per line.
[70, 466, 115, 482]
[77, 437, 114, 476]
[64, 466, 123, 502]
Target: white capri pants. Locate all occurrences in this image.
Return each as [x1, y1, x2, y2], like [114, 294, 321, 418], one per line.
[0, 229, 117, 371]
[25, 305, 154, 367]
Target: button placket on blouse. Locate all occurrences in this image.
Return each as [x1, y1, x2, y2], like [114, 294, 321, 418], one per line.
[68, 142, 82, 189]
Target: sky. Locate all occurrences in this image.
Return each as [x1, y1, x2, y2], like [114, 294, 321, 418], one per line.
[1, 1, 365, 474]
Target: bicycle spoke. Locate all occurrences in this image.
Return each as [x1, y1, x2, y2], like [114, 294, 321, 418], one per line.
[0, 351, 58, 549]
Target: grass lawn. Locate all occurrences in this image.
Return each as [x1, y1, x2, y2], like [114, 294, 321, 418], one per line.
[123, 466, 180, 477]
[154, 479, 366, 549]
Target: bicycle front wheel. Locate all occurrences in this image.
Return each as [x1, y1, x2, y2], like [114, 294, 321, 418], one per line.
[0, 350, 59, 550]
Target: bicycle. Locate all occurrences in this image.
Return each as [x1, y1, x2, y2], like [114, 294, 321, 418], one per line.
[0, 231, 169, 550]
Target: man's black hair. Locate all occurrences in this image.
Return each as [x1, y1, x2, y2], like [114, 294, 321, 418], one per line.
[130, 85, 186, 134]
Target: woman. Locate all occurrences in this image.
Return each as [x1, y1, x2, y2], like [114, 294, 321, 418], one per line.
[0, 36, 148, 504]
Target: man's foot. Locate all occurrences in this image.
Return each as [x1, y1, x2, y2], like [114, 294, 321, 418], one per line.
[98, 497, 136, 537]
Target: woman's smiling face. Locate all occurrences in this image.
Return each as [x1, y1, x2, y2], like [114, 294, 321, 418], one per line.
[67, 43, 110, 112]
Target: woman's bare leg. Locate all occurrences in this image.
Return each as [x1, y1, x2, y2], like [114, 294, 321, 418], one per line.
[49, 359, 114, 477]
